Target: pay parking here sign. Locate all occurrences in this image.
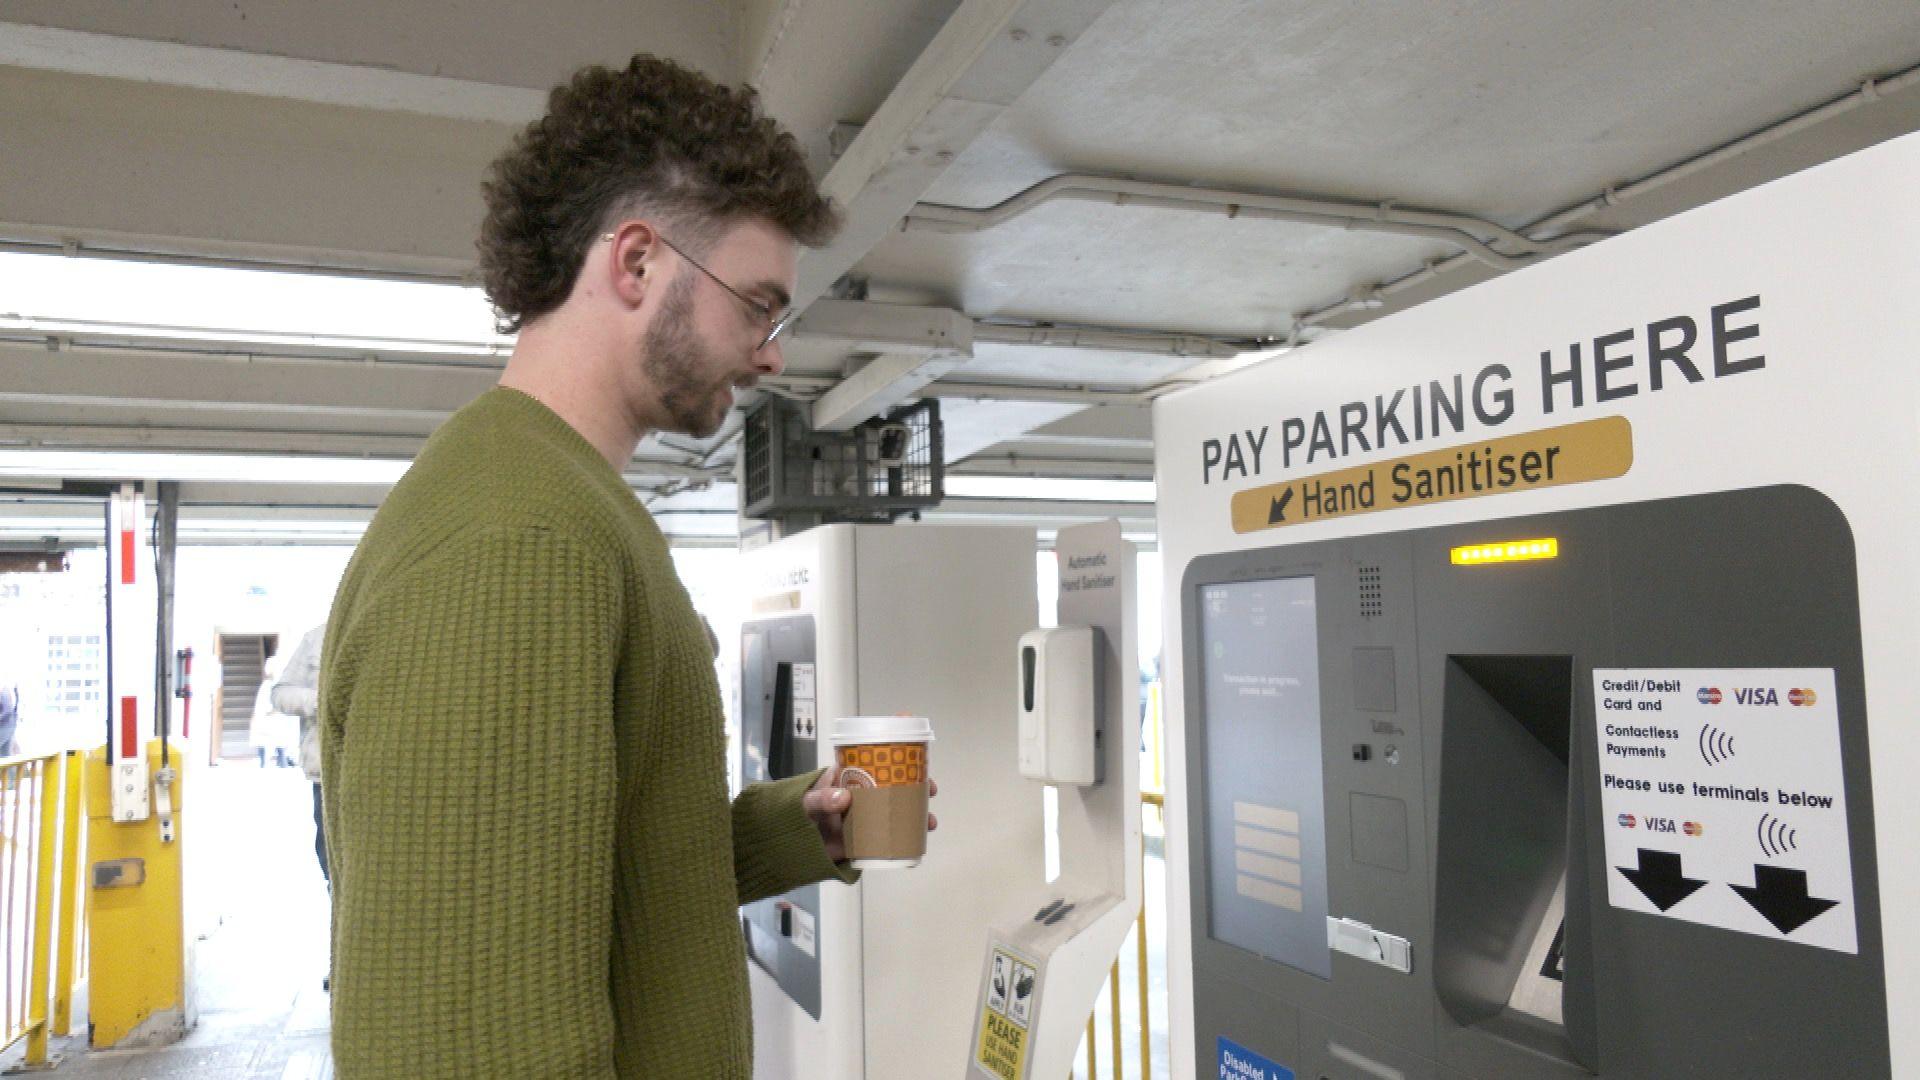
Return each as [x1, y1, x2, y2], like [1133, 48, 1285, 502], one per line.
[1592, 668, 1855, 952]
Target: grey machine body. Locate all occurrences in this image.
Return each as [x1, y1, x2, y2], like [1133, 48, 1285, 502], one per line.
[1181, 485, 1887, 1078]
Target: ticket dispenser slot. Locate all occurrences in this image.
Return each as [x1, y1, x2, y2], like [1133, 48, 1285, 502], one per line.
[769, 662, 797, 780]
[740, 615, 823, 1019]
[1433, 654, 1595, 1071]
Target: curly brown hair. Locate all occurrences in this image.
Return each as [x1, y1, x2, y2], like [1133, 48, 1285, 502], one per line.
[478, 54, 838, 333]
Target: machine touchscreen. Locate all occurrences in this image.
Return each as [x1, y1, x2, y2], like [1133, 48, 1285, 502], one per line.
[1196, 575, 1331, 979]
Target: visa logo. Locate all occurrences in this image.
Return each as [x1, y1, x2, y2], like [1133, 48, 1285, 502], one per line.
[1646, 817, 1678, 834]
[1732, 688, 1779, 706]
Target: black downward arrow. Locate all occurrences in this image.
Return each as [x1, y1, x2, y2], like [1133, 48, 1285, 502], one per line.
[1268, 488, 1295, 524]
[1617, 849, 1708, 911]
[1731, 865, 1839, 935]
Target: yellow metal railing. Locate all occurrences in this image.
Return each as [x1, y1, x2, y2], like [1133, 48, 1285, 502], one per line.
[0, 751, 85, 1066]
[1076, 679, 1169, 1080]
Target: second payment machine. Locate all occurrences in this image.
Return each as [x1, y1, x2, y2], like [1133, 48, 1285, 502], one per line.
[739, 524, 1045, 1079]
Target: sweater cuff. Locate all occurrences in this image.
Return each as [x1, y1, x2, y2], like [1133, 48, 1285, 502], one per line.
[733, 769, 859, 904]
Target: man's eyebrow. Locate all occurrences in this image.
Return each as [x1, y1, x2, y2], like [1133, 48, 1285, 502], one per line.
[754, 283, 793, 310]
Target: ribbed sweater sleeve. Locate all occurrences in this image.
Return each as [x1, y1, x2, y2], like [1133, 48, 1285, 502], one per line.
[326, 524, 624, 1078]
[734, 769, 859, 904]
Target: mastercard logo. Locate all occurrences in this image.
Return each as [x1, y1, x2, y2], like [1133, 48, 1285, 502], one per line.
[1683, 822, 1704, 837]
[1697, 687, 1722, 705]
[1618, 814, 1637, 828]
[1789, 688, 1818, 707]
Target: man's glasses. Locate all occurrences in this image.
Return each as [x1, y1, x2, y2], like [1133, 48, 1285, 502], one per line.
[601, 230, 796, 351]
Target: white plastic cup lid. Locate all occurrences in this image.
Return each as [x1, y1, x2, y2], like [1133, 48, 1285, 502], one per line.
[830, 715, 934, 745]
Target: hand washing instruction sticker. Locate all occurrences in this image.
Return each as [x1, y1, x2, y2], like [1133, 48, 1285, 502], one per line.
[975, 945, 1035, 1080]
[1592, 668, 1855, 952]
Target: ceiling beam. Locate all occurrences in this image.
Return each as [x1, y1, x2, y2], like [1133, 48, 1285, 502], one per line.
[920, 496, 1155, 532]
[0, 340, 493, 420]
[0, 64, 513, 276]
[789, 298, 973, 354]
[793, 0, 1116, 308]
[0, 22, 546, 124]
[810, 351, 964, 432]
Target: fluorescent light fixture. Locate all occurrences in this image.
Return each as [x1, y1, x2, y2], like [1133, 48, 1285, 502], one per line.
[944, 476, 1156, 503]
[0, 451, 411, 485]
[0, 252, 509, 353]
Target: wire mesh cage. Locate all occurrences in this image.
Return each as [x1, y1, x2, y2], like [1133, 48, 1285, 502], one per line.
[739, 396, 943, 523]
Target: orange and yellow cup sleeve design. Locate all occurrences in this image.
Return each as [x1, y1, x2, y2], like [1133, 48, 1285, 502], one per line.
[835, 742, 927, 787]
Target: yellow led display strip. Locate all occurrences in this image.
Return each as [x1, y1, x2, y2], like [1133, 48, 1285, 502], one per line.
[1450, 537, 1559, 565]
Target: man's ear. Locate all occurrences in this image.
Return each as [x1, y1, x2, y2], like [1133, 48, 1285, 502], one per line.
[605, 221, 659, 310]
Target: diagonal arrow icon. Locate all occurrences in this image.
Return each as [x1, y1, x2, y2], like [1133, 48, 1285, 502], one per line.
[1267, 487, 1295, 524]
[1731, 865, 1839, 935]
[1617, 848, 1708, 911]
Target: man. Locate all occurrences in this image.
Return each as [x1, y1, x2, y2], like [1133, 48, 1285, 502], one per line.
[320, 55, 932, 1077]
[269, 624, 326, 882]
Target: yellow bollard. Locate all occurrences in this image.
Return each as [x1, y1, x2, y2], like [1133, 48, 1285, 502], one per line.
[52, 751, 82, 1037]
[24, 756, 62, 1064]
[84, 740, 189, 1048]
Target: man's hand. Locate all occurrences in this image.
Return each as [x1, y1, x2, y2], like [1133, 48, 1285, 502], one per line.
[803, 766, 939, 862]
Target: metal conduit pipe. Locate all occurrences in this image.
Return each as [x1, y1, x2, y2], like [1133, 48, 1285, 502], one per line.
[971, 319, 1250, 358]
[1293, 62, 1920, 333]
[904, 174, 1614, 269]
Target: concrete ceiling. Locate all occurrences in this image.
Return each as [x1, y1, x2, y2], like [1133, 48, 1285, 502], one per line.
[0, 1, 1916, 546]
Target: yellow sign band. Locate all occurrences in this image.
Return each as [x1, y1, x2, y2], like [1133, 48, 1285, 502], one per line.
[1229, 416, 1633, 534]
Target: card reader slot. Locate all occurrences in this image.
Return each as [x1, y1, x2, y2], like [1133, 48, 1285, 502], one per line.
[770, 661, 796, 780]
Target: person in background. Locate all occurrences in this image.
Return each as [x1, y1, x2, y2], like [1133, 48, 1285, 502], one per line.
[248, 654, 298, 768]
[0, 687, 19, 756]
[271, 624, 327, 883]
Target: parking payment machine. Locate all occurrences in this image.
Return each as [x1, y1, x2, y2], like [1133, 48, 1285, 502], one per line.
[1153, 135, 1920, 1077]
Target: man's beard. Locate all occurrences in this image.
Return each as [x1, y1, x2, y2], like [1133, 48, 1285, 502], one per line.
[642, 275, 736, 439]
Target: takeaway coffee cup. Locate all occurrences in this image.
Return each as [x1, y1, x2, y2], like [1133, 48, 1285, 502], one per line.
[830, 716, 934, 868]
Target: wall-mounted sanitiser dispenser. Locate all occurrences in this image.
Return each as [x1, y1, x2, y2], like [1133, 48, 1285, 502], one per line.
[1017, 625, 1106, 786]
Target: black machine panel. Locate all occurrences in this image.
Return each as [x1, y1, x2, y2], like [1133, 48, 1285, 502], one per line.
[1182, 486, 1887, 1079]
[740, 614, 824, 1019]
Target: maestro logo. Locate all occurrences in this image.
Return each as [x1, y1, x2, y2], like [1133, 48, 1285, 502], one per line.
[1697, 687, 1722, 705]
[1617, 814, 1637, 828]
[1789, 687, 1819, 707]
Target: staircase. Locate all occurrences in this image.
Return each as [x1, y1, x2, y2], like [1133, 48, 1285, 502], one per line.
[218, 634, 268, 759]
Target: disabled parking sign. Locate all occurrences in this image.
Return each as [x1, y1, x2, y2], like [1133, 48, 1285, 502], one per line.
[1219, 1036, 1293, 1080]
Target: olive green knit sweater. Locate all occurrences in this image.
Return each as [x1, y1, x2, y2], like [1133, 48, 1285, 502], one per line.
[319, 387, 851, 1077]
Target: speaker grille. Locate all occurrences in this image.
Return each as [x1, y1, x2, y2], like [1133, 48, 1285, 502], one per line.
[1358, 565, 1384, 618]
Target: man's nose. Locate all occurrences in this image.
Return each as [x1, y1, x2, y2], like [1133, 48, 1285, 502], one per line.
[755, 338, 786, 377]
